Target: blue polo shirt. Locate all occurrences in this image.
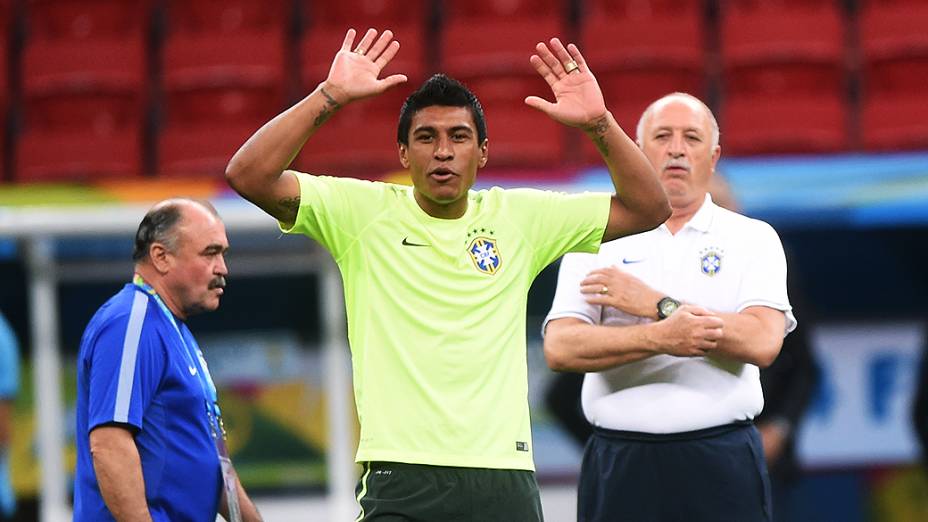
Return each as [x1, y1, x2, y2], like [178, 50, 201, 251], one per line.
[0, 311, 20, 518]
[74, 284, 221, 521]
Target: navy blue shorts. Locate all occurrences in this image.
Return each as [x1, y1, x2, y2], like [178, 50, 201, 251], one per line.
[578, 422, 772, 522]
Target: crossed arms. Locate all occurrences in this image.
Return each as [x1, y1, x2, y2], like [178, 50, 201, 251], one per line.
[544, 265, 787, 372]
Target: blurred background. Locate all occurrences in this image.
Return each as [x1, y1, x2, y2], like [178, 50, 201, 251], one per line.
[1, 0, 928, 520]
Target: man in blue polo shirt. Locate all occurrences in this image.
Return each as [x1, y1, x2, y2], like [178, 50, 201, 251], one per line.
[0, 310, 20, 522]
[74, 198, 262, 522]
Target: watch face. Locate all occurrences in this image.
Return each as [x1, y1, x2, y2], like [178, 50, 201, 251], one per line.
[659, 298, 680, 318]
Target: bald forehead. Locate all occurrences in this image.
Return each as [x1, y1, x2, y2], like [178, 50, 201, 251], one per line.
[651, 95, 707, 117]
[637, 94, 720, 150]
[647, 98, 711, 131]
[169, 200, 226, 246]
[152, 198, 213, 218]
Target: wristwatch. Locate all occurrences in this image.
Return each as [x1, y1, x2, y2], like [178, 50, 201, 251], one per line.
[656, 296, 681, 320]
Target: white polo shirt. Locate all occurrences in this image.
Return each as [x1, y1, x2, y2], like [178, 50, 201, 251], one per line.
[544, 195, 797, 433]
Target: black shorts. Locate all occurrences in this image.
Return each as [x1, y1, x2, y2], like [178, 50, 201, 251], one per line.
[578, 422, 772, 522]
[355, 461, 544, 522]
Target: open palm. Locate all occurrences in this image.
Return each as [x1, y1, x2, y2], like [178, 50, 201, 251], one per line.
[525, 39, 607, 128]
[324, 28, 408, 103]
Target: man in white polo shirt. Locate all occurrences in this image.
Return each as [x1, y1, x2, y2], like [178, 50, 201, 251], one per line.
[544, 92, 796, 522]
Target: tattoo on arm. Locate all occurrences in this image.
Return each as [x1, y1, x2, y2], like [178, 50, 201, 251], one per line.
[584, 116, 610, 158]
[313, 88, 341, 128]
[278, 196, 301, 222]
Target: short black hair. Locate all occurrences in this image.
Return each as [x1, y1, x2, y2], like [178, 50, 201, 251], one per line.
[397, 74, 487, 145]
[132, 198, 218, 261]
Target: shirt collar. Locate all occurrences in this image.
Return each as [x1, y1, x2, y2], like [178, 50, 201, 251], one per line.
[676, 193, 716, 233]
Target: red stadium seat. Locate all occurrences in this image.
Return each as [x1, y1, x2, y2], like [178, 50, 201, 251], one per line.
[158, 122, 261, 178]
[860, 0, 928, 69]
[437, 4, 569, 168]
[0, 0, 10, 83]
[586, 0, 704, 13]
[582, 0, 704, 79]
[445, 0, 562, 18]
[300, 23, 426, 91]
[293, 104, 402, 176]
[721, 1, 844, 66]
[28, 0, 151, 39]
[162, 30, 286, 126]
[480, 102, 565, 168]
[16, 0, 150, 180]
[861, 94, 928, 151]
[0, 14, 8, 116]
[721, 1, 845, 97]
[441, 15, 564, 82]
[585, 57, 705, 112]
[300, 0, 429, 89]
[593, 68, 704, 128]
[722, 95, 848, 155]
[15, 127, 143, 181]
[460, 75, 549, 115]
[167, 0, 289, 34]
[22, 35, 146, 130]
[158, 2, 289, 177]
[22, 0, 149, 131]
[0, 122, 5, 181]
[304, 0, 428, 27]
[577, 0, 706, 164]
[22, 35, 145, 97]
[858, 1, 928, 150]
[719, 1, 848, 154]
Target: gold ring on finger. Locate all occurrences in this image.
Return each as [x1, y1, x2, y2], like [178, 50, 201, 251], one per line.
[355, 46, 367, 55]
[564, 60, 580, 74]
[599, 285, 609, 295]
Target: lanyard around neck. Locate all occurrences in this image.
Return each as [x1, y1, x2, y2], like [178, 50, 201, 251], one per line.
[132, 274, 218, 406]
[131, 275, 241, 521]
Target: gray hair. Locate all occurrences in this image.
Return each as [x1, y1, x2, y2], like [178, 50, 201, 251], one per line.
[132, 198, 218, 261]
[635, 92, 720, 150]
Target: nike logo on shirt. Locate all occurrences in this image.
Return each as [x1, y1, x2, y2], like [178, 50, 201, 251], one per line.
[189, 366, 198, 376]
[622, 258, 645, 264]
[402, 237, 430, 247]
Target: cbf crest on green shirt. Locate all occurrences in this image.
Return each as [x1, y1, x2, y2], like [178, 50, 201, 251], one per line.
[466, 233, 501, 275]
[281, 173, 610, 471]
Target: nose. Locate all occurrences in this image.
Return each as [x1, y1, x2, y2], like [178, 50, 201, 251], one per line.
[668, 132, 686, 158]
[216, 254, 229, 276]
[434, 135, 454, 161]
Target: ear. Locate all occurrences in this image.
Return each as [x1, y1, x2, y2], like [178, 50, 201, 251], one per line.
[478, 139, 489, 168]
[399, 143, 410, 169]
[149, 243, 172, 274]
[710, 144, 722, 171]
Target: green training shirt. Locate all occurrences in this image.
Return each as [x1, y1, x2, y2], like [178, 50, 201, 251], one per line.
[282, 174, 610, 470]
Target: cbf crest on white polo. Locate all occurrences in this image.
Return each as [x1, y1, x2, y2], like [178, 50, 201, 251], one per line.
[699, 246, 724, 277]
[467, 236, 502, 275]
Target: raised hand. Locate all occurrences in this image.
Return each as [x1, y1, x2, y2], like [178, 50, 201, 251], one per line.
[323, 28, 408, 105]
[524, 38, 607, 128]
